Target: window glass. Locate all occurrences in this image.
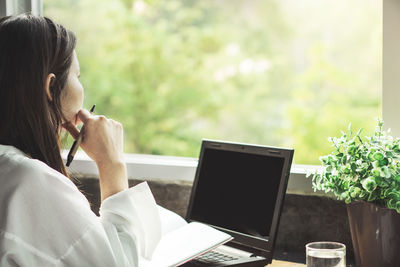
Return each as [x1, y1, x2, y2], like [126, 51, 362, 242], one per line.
[44, 0, 382, 164]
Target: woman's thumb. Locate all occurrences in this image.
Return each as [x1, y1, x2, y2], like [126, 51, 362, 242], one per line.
[77, 109, 91, 124]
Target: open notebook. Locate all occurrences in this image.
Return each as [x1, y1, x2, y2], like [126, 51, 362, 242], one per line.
[139, 207, 232, 267]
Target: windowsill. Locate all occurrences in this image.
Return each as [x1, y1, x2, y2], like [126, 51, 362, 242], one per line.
[62, 150, 327, 195]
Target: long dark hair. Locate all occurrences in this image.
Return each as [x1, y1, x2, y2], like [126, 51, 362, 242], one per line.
[0, 14, 76, 177]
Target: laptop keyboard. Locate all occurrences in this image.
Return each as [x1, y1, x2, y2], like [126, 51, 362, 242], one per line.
[194, 251, 239, 264]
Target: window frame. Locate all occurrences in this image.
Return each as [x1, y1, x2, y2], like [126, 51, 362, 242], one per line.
[8, 0, 389, 195]
[63, 150, 320, 194]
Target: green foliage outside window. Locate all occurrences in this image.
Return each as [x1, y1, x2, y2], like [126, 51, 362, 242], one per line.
[45, 0, 381, 164]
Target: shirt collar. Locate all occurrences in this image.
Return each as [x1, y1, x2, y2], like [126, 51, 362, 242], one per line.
[0, 144, 29, 157]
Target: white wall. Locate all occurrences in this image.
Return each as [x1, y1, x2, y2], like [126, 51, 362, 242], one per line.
[383, 0, 400, 136]
[2, 0, 41, 16]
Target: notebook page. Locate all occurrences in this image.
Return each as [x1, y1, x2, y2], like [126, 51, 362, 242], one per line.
[158, 205, 187, 236]
[149, 222, 233, 266]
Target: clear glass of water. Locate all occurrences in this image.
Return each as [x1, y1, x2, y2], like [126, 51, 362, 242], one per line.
[306, 241, 346, 267]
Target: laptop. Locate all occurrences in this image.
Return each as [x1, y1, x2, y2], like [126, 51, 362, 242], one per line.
[182, 140, 294, 267]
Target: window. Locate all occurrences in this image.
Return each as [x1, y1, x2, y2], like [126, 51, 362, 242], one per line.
[44, 0, 382, 165]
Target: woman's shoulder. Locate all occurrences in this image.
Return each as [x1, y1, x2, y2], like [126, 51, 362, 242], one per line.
[0, 153, 73, 185]
[0, 146, 98, 263]
[0, 145, 79, 197]
[0, 145, 93, 225]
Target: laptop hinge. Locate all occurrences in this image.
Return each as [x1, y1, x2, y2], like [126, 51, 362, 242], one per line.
[226, 240, 270, 257]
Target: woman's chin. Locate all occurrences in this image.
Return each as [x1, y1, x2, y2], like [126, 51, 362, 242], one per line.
[60, 115, 78, 129]
[64, 112, 80, 126]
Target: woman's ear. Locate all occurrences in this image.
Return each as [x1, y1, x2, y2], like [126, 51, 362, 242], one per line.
[45, 73, 56, 102]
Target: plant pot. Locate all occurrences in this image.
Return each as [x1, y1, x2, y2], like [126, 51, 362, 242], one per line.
[346, 201, 400, 267]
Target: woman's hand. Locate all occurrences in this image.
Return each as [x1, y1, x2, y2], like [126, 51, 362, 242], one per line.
[76, 109, 125, 165]
[63, 109, 128, 201]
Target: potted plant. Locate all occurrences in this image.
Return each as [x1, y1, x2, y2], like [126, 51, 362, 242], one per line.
[310, 120, 400, 267]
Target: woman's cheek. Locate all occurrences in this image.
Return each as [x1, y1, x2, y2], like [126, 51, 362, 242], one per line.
[62, 79, 84, 124]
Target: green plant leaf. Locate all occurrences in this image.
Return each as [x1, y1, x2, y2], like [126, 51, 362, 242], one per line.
[373, 152, 384, 161]
[310, 120, 400, 213]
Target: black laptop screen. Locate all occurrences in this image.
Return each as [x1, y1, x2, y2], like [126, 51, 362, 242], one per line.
[189, 147, 285, 238]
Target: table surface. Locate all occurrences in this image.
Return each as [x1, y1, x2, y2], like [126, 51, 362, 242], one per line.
[269, 260, 306, 267]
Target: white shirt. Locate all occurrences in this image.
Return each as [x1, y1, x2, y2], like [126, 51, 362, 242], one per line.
[0, 144, 162, 267]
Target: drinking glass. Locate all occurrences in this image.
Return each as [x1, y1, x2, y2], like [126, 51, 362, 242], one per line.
[306, 241, 346, 267]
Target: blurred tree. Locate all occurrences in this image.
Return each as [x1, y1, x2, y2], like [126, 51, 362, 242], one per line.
[282, 0, 381, 164]
[45, 0, 381, 164]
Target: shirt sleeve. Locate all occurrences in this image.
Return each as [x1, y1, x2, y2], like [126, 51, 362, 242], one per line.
[99, 182, 162, 260]
[1, 157, 162, 267]
[60, 182, 162, 267]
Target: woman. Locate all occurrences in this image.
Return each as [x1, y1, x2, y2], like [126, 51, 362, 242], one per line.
[0, 14, 162, 266]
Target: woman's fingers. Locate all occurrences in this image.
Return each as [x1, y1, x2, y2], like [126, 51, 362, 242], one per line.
[62, 122, 80, 140]
[74, 112, 125, 165]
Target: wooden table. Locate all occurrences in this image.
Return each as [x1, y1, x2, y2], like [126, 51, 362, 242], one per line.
[269, 260, 306, 266]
